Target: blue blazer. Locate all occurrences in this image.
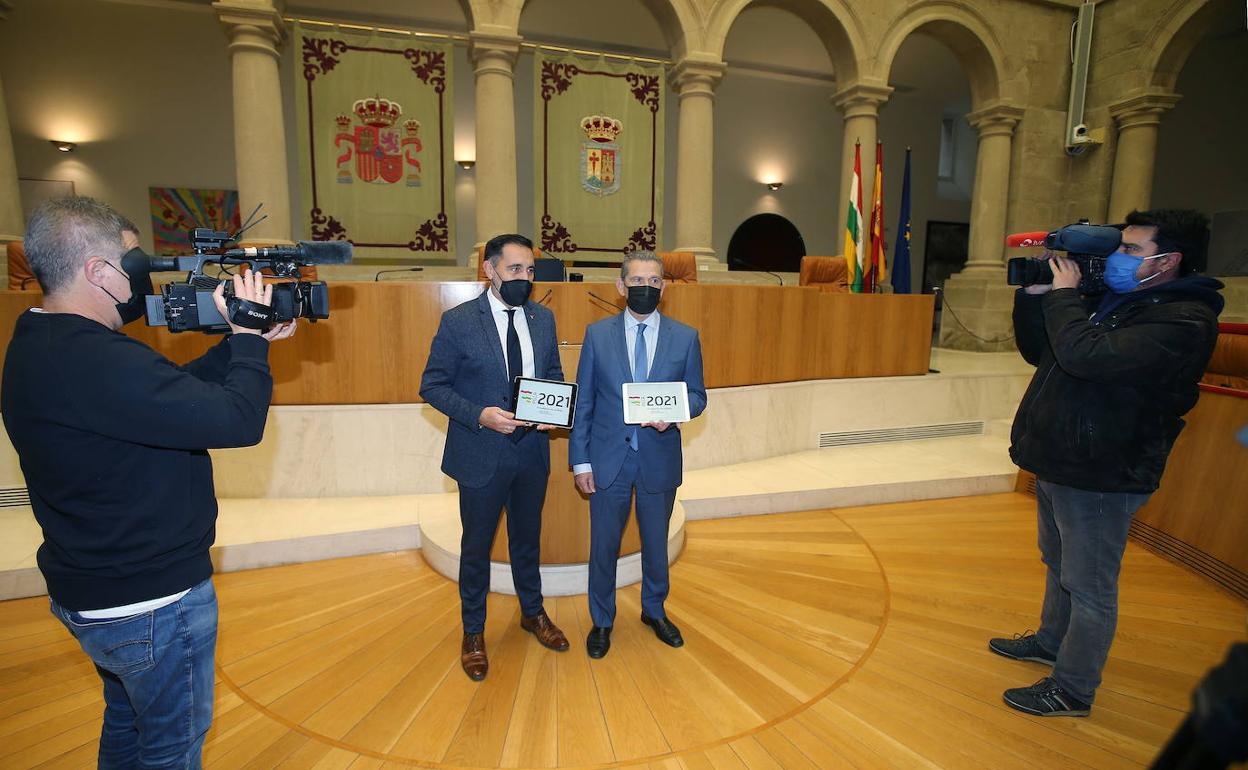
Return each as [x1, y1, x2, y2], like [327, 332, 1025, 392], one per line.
[419, 291, 564, 488]
[569, 312, 706, 493]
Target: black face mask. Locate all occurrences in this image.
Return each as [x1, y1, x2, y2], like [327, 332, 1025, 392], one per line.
[101, 248, 154, 325]
[496, 277, 533, 307]
[626, 285, 661, 315]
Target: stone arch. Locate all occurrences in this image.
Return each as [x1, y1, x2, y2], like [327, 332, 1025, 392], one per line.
[451, 0, 475, 30]
[874, 1, 1010, 110]
[705, 0, 866, 85]
[497, 0, 703, 57]
[1144, 0, 1234, 92]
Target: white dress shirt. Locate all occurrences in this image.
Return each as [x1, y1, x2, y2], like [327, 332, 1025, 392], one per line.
[573, 310, 660, 476]
[486, 288, 535, 380]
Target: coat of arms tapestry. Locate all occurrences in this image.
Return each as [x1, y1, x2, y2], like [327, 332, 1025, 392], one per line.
[535, 52, 665, 260]
[296, 24, 455, 261]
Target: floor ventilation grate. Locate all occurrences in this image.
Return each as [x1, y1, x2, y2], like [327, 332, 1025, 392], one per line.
[0, 488, 31, 508]
[817, 421, 984, 448]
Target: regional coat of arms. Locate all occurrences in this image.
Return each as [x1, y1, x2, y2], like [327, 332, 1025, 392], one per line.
[580, 115, 622, 196]
[334, 96, 423, 186]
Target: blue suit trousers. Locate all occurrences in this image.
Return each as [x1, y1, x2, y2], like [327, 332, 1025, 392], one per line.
[457, 430, 547, 633]
[588, 448, 676, 627]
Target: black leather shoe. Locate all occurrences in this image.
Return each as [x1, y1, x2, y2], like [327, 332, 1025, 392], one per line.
[641, 613, 684, 648]
[587, 626, 612, 659]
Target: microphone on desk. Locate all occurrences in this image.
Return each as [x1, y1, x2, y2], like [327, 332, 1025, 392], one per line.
[19, 276, 38, 290]
[587, 290, 624, 313]
[374, 267, 424, 281]
[536, 288, 553, 305]
[728, 257, 784, 285]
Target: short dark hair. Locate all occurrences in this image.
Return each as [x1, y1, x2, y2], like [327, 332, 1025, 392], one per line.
[484, 233, 533, 265]
[24, 197, 128, 294]
[620, 250, 664, 280]
[1124, 209, 1210, 276]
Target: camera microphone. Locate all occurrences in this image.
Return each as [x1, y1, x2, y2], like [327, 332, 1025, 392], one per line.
[1005, 231, 1051, 248]
[223, 240, 354, 265]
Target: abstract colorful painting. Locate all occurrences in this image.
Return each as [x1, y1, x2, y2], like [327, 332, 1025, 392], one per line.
[148, 187, 242, 255]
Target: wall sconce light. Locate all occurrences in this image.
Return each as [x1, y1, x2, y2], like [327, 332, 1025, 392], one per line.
[457, 159, 476, 170]
[765, 181, 783, 191]
[50, 140, 76, 153]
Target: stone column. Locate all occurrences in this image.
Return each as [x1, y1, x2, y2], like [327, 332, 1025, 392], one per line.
[832, 81, 892, 245]
[214, 1, 292, 244]
[1107, 89, 1181, 222]
[938, 103, 1024, 352]
[470, 32, 521, 248]
[963, 103, 1024, 273]
[670, 58, 725, 265]
[0, 0, 23, 243]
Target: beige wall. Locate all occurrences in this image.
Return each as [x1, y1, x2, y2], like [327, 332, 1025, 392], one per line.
[0, 0, 1242, 276]
[0, 0, 235, 254]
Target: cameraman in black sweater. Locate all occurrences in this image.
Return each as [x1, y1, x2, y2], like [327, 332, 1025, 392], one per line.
[1, 197, 295, 768]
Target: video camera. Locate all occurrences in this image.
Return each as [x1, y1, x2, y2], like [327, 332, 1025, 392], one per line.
[143, 227, 352, 334]
[1006, 221, 1122, 295]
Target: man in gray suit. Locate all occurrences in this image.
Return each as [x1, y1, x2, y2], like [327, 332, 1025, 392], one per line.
[420, 234, 570, 681]
[569, 250, 707, 659]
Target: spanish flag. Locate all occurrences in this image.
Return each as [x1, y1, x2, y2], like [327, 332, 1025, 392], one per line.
[865, 140, 886, 293]
[844, 142, 864, 293]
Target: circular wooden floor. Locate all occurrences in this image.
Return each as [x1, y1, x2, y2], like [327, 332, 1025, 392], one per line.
[2, 493, 1244, 769]
[210, 509, 888, 768]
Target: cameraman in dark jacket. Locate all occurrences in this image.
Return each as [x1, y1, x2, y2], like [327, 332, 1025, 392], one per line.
[1, 197, 295, 768]
[990, 209, 1223, 718]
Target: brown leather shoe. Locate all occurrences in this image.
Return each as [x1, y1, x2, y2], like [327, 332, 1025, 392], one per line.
[520, 611, 570, 652]
[461, 632, 488, 681]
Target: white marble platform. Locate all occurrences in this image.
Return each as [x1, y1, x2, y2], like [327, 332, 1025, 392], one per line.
[0, 348, 1034, 601]
[0, 430, 1015, 601]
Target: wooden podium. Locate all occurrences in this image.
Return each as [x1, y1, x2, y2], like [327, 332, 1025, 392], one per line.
[487, 345, 642, 566]
[0, 281, 934, 571]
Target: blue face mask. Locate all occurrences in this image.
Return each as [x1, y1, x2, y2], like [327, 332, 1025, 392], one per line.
[1104, 250, 1172, 294]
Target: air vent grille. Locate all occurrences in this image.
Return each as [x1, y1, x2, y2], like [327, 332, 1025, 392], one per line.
[817, 421, 984, 449]
[0, 488, 31, 508]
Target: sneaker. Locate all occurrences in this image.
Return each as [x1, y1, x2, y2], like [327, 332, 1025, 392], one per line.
[1003, 677, 1091, 717]
[989, 630, 1057, 665]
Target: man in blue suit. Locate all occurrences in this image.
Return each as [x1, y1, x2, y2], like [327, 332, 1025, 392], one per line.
[420, 233, 570, 681]
[569, 250, 707, 659]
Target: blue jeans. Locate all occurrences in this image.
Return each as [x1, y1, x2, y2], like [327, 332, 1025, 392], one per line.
[51, 579, 218, 769]
[1034, 480, 1149, 704]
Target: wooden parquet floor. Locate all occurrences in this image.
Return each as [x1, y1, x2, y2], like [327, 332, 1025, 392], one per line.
[1, 492, 1244, 769]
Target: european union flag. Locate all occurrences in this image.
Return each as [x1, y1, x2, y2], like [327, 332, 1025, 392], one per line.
[892, 148, 912, 294]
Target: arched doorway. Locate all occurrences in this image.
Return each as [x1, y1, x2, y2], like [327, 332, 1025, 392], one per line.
[726, 213, 806, 273]
[1150, 0, 1247, 275]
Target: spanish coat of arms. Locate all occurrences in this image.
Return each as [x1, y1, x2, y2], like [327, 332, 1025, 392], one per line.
[580, 115, 622, 196]
[335, 95, 423, 186]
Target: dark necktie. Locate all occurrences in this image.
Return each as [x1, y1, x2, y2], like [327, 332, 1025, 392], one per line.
[628, 322, 647, 451]
[506, 308, 525, 442]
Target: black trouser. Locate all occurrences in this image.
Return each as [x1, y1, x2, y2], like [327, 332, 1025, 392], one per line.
[457, 431, 547, 633]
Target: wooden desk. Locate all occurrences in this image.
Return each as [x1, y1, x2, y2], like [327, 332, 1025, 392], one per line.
[0, 283, 933, 566]
[0, 282, 934, 405]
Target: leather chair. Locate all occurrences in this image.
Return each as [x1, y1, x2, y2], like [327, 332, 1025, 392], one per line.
[799, 255, 849, 293]
[476, 244, 546, 280]
[7, 241, 37, 291]
[657, 251, 698, 284]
